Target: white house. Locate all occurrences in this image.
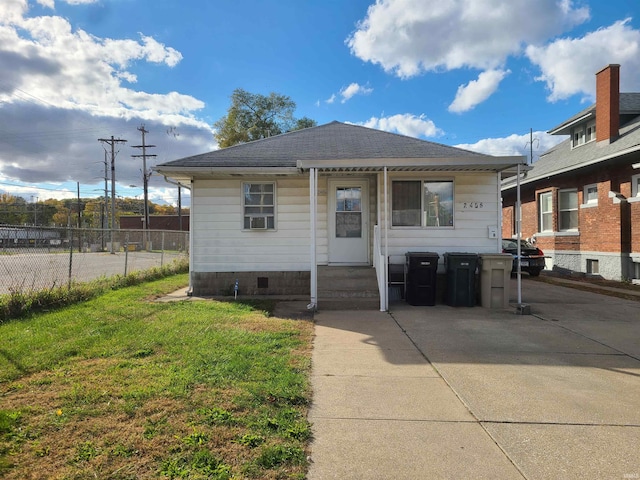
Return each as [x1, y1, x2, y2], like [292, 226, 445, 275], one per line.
[154, 121, 524, 310]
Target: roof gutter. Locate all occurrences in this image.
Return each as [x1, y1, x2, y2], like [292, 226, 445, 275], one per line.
[297, 156, 526, 171]
[548, 111, 594, 135]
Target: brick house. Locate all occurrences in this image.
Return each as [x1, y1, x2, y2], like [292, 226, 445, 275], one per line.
[502, 64, 640, 282]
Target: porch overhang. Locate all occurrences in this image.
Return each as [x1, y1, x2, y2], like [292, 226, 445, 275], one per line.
[297, 156, 526, 173]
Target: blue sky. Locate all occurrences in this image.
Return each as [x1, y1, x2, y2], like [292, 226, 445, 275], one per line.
[1, 0, 639, 207]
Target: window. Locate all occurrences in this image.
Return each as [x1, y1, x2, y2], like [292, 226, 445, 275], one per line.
[539, 192, 553, 232]
[571, 120, 596, 148]
[392, 180, 454, 227]
[559, 189, 578, 231]
[586, 121, 596, 142]
[583, 184, 598, 205]
[335, 187, 362, 238]
[573, 129, 585, 147]
[632, 174, 640, 198]
[586, 259, 599, 274]
[243, 182, 275, 229]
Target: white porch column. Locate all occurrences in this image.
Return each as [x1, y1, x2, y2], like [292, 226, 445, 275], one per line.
[383, 166, 389, 311]
[309, 168, 318, 309]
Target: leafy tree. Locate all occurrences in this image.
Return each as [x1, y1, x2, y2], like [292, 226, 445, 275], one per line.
[293, 116, 317, 131]
[0, 194, 29, 225]
[213, 89, 316, 148]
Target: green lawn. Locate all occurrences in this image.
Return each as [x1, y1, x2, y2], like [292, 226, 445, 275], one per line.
[0, 274, 314, 479]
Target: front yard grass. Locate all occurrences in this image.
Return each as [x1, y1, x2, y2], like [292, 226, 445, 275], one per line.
[0, 274, 314, 479]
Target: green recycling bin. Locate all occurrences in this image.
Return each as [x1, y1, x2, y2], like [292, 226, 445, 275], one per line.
[444, 253, 478, 307]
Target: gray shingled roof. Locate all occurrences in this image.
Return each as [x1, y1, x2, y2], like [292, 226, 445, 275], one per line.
[156, 121, 485, 169]
[503, 113, 640, 190]
[548, 93, 640, 134]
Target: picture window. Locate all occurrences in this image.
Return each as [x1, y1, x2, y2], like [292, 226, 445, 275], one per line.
[392, 180, 454, 227]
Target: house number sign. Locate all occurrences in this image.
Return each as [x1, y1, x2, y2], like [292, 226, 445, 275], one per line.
[461, 202, 485, 209]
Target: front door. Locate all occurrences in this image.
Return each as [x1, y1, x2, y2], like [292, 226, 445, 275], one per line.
[328, 179, 369, 264]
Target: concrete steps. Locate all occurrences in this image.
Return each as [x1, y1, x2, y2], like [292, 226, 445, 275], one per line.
[317, 266, 380, 310]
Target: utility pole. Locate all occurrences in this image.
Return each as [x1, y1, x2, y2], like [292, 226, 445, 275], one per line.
[98, 135, 127, 254]
[131, 125, 156, 250]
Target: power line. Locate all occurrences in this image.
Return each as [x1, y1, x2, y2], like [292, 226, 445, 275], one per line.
[98, 135, 127, 254]
[131, 125, 156, 248]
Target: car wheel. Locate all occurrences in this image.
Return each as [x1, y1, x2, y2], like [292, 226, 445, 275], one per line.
[528, 269, 541, 277]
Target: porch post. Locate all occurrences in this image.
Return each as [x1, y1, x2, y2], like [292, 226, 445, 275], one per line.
[309, 167, 318, 309]
[383, 166, 389, 311]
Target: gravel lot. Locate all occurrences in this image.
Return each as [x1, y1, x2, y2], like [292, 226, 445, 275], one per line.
[0, 250, 186, 294]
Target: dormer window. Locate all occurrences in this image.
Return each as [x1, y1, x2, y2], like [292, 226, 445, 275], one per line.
[585, 121, 596, 142]
[571, 120, 596, 148]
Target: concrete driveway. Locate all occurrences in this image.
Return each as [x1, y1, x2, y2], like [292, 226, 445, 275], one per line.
[308, 278, 640, 479]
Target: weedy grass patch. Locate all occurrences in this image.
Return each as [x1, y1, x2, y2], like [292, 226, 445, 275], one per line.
[0, 275, 314, 479]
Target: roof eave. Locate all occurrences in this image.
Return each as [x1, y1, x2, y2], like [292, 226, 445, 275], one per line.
[502, 143, 640, 191]
[297, 156, 526, 172]
[548, 111, 594, 135]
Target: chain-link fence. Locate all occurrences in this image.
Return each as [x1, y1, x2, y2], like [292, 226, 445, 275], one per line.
[0, 226, 189, 294]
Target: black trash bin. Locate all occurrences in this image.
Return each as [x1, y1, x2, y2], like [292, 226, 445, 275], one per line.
[444, 253, 479, 307]
[405, 252, 439, 306]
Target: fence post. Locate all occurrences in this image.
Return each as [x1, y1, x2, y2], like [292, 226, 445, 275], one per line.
[161, 232, 165, 267]
[124, 231, 129, 276]
[68, 226, 73, 289]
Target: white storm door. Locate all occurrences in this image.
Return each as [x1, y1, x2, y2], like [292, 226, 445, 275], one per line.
[328, 179, 369, 264]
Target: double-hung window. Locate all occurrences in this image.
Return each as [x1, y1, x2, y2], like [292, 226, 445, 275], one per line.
[539, 191, 553, 232]
[392, 180, 454, 227]
[243, 182, 275, 229]
[558, 189, 578, 231]
[571, 120, 596, 148]
[583, 184, 598, 205]
[632, 174, 640, 198]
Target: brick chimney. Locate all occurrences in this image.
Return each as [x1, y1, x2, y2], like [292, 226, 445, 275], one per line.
[596, 64, 620, 144]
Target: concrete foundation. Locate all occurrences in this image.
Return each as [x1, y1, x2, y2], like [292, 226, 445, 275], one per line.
[191, 271, 310, 296]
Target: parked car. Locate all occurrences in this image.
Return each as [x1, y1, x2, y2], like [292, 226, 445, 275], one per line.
[502, 238, 546, 276]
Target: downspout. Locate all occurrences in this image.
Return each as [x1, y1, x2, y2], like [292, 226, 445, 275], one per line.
[188, 179, 194, 295]
[308, 168, 318, 310]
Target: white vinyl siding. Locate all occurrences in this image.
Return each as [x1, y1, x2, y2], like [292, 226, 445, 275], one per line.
[191, 171, 501, 274]
[380, 172, 501, 261]
[192, 176, 320, 272]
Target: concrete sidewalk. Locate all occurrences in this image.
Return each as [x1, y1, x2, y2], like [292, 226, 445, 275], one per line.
[307, 282, 640, 479]
[307, 310, 523, 479]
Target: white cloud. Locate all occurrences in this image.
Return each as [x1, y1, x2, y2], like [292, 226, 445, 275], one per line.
[526, 19, 640, 102]
[358, 113, 443, 138]
[339, 83, 373, 103]
[347, 0, 589, 79]
[326, 93, 336, 104]
[455, 131, 565, 161]
[448, 69, 510, 113]
[0, 3, 214, 197]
